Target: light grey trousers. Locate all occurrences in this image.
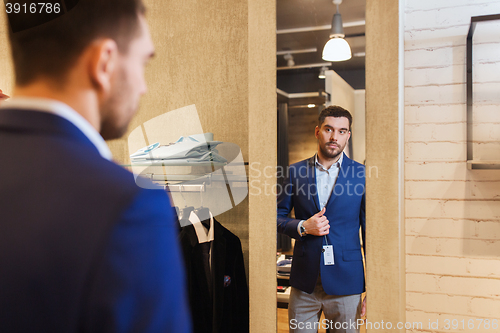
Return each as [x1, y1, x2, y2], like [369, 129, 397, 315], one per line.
[288, 275, 362, 333]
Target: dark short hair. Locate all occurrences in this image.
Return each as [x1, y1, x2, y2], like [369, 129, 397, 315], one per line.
[318, 105, 352, 131]
[6, 0, 146, 86]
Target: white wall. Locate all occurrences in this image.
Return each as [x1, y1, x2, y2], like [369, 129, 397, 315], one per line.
[353, 90, 366, 164]
[325, 70, 365, 164]
[405, 1, 500, 330]
[326, 69, 355, 111]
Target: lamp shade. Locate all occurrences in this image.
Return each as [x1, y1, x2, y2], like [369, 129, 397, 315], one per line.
[322, 37, 352, 62]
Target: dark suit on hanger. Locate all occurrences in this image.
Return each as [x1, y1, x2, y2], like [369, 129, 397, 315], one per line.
[0, 108, 191, 332]
[179, 217, 249, 333]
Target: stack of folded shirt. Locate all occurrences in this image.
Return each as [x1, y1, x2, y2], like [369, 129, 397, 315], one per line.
[277, 258, 292, 276]
[130, 134, 227, 164]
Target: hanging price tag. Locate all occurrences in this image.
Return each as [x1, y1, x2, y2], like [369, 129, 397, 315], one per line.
[323, 245, 334, 265]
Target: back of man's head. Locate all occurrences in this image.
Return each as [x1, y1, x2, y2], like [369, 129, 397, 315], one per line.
[6, 0, 146, 87]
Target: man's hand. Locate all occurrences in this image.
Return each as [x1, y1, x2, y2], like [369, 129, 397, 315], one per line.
[303, 207, 329, 236]
[360, 296, 366, 318]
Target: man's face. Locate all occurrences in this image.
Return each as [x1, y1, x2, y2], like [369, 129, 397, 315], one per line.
[100, 15, 155, 140]
[315, 116, 351, 160]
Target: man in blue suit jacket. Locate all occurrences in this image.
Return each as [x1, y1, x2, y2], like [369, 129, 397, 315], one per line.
[0, 1, 191, 332]
[278, 106, 366, 333]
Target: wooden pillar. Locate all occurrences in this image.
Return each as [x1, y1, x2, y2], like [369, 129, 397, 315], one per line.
[365, 0, 405, 331]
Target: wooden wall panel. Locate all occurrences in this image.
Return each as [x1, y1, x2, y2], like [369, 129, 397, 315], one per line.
[365, 0, 405, 331]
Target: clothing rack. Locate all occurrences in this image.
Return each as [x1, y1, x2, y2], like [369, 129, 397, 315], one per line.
[145, 164, 248, 193]
[165, 183, 206, 192]
[147, 173, 248, 183]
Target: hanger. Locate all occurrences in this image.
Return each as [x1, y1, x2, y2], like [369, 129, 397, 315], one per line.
[179, 185, 195, 219]
[194, 182, 211, 229]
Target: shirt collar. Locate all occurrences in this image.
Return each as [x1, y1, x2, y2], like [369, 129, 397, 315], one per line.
[189, 211, 214, 244]
[315, 152, 344, 171]
[1, 97, 112, 160]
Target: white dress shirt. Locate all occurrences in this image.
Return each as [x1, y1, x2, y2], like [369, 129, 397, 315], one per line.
[315, 153, 343, 210]
[189, 211, 214, 269]
[0, 97, 112, 160]
[298, 153, 344, 236]
[189, 210, 215, 244]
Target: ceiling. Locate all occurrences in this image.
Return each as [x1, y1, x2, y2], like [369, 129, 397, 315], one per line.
[276, 0, 366, 94]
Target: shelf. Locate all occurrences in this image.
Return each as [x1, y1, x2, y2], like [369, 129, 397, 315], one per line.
[466, 15, 500, 169]
[146, 174, 247, 182]
[277, 286, 291, 304]
[467, 160, 500, 170]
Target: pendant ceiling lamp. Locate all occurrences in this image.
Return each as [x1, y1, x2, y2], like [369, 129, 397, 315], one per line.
[283, 53, 295, 67]
[322, 0, 352, 62]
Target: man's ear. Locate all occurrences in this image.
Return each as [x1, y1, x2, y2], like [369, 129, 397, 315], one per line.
[88, 39, 119, 94]
[315, 125, 320, 139]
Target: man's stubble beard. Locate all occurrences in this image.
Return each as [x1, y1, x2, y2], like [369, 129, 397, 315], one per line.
[100, 102, 133, 140]
[319, 142, 344, 160]
[99, 69, 135, 141]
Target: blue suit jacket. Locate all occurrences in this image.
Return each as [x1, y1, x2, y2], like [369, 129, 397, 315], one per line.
[277, 154, 366, 295]
[0, 109, 192, 332]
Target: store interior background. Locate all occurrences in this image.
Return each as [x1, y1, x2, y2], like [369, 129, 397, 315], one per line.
[1, 0, 500, 332]
[277, 0, 366, 166]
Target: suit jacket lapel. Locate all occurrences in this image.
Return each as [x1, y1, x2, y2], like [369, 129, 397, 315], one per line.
[212, 220, 226, 331]
[326, 153, 352, 207]
[307, 156, 321, 212]
[185, 226, 213, 314]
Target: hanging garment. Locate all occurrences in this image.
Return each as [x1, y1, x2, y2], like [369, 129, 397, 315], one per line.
[188, 210, 214, 244]
[179, 217, 249, 333]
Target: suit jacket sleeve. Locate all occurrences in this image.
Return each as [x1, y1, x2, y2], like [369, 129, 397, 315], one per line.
[277, 167, 302, 240]
[233, 236, 249, 332]
[360, 185, 366, 256]
[81, 188, 192, 333]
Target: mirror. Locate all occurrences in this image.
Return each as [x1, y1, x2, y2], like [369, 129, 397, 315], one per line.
[276, 0, 366, 331]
